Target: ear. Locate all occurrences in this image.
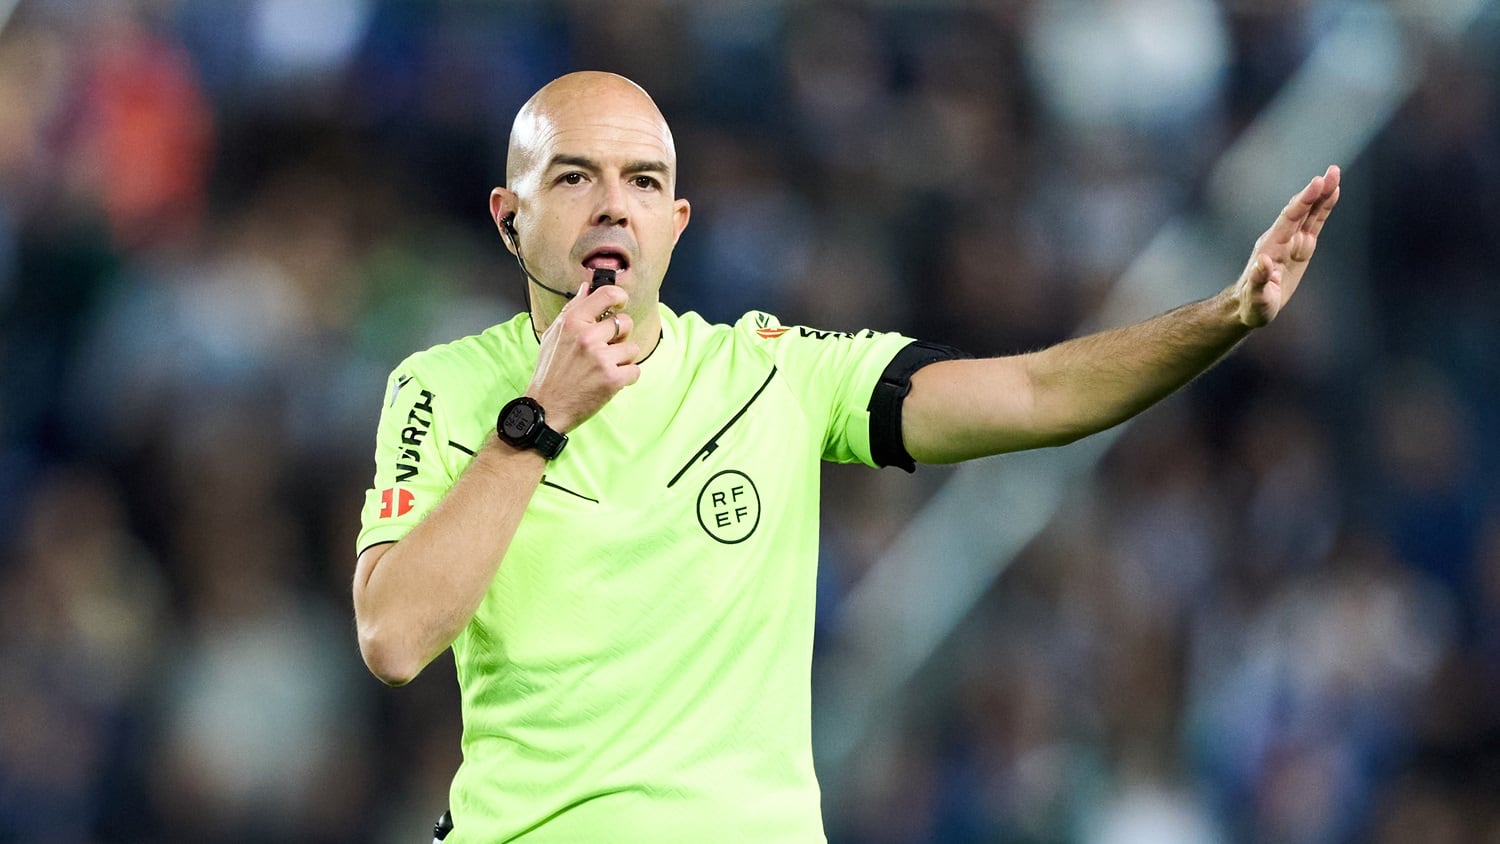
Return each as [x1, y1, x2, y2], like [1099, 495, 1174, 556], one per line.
[670, 197, 691, 246]
[490, 187, 519, 255]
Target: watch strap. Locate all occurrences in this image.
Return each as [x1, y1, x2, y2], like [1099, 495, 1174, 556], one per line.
[533, 425, 567, 459]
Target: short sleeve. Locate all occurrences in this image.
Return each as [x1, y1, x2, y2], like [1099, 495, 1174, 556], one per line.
[742, 312, 914, 468]
[355, 366, 458, 555]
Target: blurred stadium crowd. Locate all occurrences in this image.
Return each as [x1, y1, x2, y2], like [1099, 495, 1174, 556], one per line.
[1, 0, 1498, 842]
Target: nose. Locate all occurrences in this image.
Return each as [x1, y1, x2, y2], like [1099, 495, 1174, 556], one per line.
[594, 178, 628, 227]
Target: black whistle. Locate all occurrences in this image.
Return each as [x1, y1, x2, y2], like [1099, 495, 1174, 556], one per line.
[590, 268, 616, 292]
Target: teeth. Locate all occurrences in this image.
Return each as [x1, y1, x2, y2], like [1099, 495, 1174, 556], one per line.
[585, 254, 625, 270]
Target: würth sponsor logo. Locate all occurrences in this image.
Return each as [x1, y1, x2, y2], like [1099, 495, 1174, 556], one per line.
[395, 389, 436, 482]
[379, 487, 415, 518]
[796, 327, 875, 341]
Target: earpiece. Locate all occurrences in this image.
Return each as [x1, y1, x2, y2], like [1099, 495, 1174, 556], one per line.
[501, 212, 578, 301]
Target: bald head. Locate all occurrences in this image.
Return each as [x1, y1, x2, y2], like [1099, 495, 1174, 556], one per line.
[506, 72, 678, 192]
[490, 71, 691, 339]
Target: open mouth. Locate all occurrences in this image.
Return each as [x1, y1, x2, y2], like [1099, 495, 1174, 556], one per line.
[583, 248, 630, 272]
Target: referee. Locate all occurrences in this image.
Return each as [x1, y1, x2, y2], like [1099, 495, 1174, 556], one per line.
[353, 71, 1340, 843]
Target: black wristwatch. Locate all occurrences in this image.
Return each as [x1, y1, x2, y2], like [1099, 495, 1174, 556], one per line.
[496, 396, 568, 459]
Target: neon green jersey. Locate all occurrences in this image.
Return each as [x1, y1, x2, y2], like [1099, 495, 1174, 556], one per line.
[358, 305, 914, 843]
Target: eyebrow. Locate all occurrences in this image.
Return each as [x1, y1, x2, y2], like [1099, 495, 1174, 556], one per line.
[545, 154, 673, 177]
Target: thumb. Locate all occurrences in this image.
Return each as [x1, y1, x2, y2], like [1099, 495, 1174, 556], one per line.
[1248, 254, 1278, 291]
[560, 282, 589, 314]
[543, 283, 589, 331]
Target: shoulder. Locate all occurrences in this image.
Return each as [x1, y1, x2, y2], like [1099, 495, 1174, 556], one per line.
[672, 309, 912, 386]
[669, 308, 813, 349]
[655, 306, 779, 364]
[380, 314, 534, 421]
[723, 310, 908, 364]
[674, 308, 881, 367]
[392, 313, 534, 390]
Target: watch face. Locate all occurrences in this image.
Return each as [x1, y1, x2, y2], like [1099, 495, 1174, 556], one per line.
[502, 404, 538, 439]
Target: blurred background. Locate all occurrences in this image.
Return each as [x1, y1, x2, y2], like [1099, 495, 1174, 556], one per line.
[1, 0, 1498, 841]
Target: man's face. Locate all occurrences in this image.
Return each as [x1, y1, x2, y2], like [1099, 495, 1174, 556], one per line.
[496, 78, 691, 310]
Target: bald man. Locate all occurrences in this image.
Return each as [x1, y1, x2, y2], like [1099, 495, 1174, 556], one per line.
[354, 72, 1340, 842]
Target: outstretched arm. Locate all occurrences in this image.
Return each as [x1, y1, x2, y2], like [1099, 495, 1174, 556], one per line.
[902, 165, 1341, 463]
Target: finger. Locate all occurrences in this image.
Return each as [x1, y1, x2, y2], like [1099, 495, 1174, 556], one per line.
[583, 284, 630, 316]
[1321, 163, 1341, 194]
[617, 362, 643, 387]
[542, 283, 591, 334]
[593, 312, 637, 347]
[560, 283, 628, 326]
[609, 342, 642, 366]
[1299, 164, 1341, 226]
[1304, 184, 1341, 237]
[1267, 172, 1327, 244]
[604, 312, 634, 344]
[592, 314, 622, 345]
[538, 281, 587, 322]
[559, 282, 591, 315]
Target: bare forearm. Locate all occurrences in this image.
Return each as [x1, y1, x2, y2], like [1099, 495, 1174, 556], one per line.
[1025, 289, 1249, 442]
[905, 290, 1248, 461]
[354, 437, 545, 684]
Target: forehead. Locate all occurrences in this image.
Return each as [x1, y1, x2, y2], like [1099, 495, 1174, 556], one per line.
[535, 110, 672, 158]
[513, 89, 676, 178]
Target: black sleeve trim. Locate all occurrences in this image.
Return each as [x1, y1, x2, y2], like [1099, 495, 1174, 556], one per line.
[356, 539, 396, 558]
[868, 340, 973, 472]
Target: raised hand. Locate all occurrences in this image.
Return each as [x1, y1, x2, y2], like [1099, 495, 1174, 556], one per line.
[1233, 165, 1342, 328]
[527, 282, 640, 432]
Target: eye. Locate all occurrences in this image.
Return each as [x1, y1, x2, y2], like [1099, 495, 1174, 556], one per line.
[558, 172, 586, 186]
[632, 175, 661, 190]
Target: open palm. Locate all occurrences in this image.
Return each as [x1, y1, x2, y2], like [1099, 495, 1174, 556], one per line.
[1236, 165, 1342, 328]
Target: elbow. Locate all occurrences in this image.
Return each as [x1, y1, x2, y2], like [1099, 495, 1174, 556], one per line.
[357, 622, 424, 687]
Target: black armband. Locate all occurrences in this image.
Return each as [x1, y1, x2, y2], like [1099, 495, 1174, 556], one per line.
[868, 340, 972, 472]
